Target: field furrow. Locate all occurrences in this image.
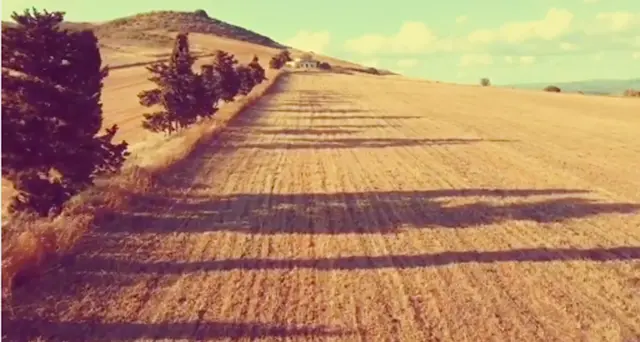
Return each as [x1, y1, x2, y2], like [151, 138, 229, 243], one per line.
[4, 71, 640, 342]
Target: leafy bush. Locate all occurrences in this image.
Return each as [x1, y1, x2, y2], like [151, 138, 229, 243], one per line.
[318, 62, 331, 70]
[2, 9, 129, 216]
[193, 9, 209, 18]
[480, 78, 491, 86]
[248, 55, 267, 84]
[236, 65, 256, 95]
[544, 85, 561, 92]
[269, 50, 292, 69]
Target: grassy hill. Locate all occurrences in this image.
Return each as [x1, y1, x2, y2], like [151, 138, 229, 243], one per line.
[2, 9, 392, 75]
[94, 10, 285, 48]
[3, 9, 285, 49]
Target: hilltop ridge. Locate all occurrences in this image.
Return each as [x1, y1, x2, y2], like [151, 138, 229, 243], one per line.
[95, 10, 285, 48]
[2, 10, 285, 49]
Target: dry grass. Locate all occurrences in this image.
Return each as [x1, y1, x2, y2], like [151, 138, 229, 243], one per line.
[1, 67, 285, 299]
[3, 71, 640, 341]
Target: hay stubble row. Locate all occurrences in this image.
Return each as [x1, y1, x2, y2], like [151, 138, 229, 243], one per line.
[4, 72, 640, 341]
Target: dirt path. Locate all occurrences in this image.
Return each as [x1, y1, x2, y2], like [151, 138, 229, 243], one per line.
[4, 72, 640, 341]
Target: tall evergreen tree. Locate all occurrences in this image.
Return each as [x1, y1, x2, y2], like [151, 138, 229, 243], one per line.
[1, 9, 129, 216]
[195, 64, 221, 119]
[211, 50, 240, 102]
[138, 32, 199, 135]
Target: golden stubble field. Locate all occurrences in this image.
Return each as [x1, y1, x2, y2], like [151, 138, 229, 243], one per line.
[3, 69, 640, 341]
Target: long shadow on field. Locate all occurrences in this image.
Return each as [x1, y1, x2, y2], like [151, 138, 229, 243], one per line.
[252, 128, 361, 135]
[99, 189, 640, 235]
[2, 318, 354, 341]
[299, 115, 424, 120]
[220, 137, 515, 150]
[260, 108, 370, 113]
[72, 246, 640, 274]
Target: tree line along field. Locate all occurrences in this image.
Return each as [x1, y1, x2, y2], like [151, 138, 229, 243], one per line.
[3, 8, 640, 342]
[0, 9, 367, 218]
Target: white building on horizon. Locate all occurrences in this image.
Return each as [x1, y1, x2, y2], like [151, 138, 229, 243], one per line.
[286, 53, 318, 69]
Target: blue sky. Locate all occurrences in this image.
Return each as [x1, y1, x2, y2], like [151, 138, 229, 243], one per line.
[3, 0, 640, 84]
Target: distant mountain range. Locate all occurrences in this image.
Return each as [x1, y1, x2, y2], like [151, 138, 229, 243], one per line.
[505, 78, 640, 95]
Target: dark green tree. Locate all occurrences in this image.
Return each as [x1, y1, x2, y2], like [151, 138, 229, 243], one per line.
[138, 32, 199, 135]
[1, 8, 129, 216]
[269, 55, 284, 69]
[195, 64, 221, 119]
[279, 50, 292, 63]
[248, 55, 267, 84]
[211, 50, 240, 102]
[269, 50, 293, 69]
[318, 61, 331, 70]
[235, 65, 255, 96]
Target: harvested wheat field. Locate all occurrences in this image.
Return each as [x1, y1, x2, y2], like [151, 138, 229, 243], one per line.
[4, 70, 640, 341]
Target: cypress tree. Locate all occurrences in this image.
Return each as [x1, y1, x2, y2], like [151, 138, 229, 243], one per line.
[211, 50, 240, 102]
[1, 9, 129, 216]
[195, 64, 221, 119]
[138, 32, 199, 135]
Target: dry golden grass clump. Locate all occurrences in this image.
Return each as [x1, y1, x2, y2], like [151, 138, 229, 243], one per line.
[1, 70, 284, 298]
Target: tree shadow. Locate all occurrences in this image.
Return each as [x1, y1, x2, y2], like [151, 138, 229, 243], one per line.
[219, 137, 516, 150]
[313, 124, 399, 129]
[2, 318, 355, 341]
[72, 246, 640, 274]
[299, 115, 424, 120]
[252, 128, 361, 135]
[259, 108, 370, 113]
[98, 189, 640, 235]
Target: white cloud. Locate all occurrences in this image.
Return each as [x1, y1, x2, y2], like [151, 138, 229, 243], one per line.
[468, 8, 573, 44]
[504, 55, 535, 65]
[519, 56, 536, 64]
[285, 30, 331, 53]
[559, 42, 578, 51]
[468, 29, 495, 43]
[596, 12, 636, 32]
[456, 15, 468, 24]
[397, 58, 419, 68]
[344, 21, 439, 54]
[344, 35, 387, 55]
[459, 53, 493, 67]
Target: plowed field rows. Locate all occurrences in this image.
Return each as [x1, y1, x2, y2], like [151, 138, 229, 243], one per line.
[4, 71, 640, 341]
